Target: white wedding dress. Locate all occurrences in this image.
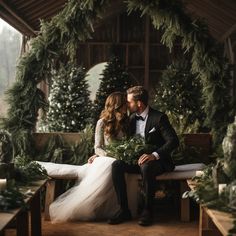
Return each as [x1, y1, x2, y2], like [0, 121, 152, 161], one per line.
[38, 119, 140, 223]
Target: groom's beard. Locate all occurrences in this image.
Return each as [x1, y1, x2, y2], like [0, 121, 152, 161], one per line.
[127, 105, 139, 116]
[127, 109, 137, 117]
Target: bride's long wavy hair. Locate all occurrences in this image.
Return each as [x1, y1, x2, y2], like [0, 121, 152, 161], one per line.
[100, 92, 129, 139]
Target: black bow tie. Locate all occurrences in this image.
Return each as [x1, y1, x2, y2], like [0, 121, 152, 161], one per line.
[135, 115, 145, 121]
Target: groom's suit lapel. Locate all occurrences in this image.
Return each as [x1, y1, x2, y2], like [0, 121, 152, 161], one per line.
[130, 114, 136, 136]
[144, 108, 153, 139]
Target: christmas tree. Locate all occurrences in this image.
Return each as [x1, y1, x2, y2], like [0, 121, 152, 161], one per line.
[153, 59, 206, 134]
[93, 56, 133, 121]
[46, 64, 92, 132]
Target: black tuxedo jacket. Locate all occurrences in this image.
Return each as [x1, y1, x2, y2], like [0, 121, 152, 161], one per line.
[129, 107, 179, 172]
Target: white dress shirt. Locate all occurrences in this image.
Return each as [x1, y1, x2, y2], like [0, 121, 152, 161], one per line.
[135, 106, 149, 137]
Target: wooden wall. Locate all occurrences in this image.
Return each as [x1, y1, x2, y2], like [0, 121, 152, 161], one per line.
[77, 11, 184, 97]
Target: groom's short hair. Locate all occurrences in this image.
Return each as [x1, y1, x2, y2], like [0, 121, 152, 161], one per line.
[127, 86, 149, 106]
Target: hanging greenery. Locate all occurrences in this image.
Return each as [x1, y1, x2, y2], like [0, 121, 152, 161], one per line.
[0, 0, 233, 157]
[0, 0, 110, 156]
[126, 0, 234, 146]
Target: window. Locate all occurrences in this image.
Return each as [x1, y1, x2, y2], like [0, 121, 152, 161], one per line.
[0, 19, 22, 117]
[86, 62, 107, 101]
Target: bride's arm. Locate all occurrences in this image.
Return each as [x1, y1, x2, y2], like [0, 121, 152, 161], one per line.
[94, 119, 107, 157]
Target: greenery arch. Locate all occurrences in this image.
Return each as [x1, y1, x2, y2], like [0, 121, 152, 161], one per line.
[1, 0, 233, 152]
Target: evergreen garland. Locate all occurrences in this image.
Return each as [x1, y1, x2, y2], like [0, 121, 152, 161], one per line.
[1, 0, 110, 156]
[126, 0, 234, 146]
[1, 0, 233, 156]
[0, 0, 234, 222]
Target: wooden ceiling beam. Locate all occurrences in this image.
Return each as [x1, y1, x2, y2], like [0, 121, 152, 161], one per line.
[0, 0, 36, 36]
[220, 23, 236, 42]
[0, 7, 31, 35]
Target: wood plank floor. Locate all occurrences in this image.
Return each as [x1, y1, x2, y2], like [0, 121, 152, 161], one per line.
[41, 219, 198, 236]
[4, 214, 198, 236]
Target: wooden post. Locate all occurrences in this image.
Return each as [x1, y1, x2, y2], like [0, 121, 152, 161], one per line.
[144, 15, 150, 89]
[44, 179, 56, 221]
[180, 180, 190, 222]
[125, 44, 129, 67]
[88, 44, 91, 68]
[116, 15, 120, 43]
[30, 192, 42, 236]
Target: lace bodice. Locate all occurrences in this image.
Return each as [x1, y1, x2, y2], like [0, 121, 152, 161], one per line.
[94, 119, 124, 156]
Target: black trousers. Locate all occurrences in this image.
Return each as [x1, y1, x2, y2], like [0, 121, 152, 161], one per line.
[111, 159, 165, 213]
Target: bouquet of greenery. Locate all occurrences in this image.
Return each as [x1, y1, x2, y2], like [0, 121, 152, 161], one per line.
[14, 155, 47, 184]
[105, 135, 156, 165]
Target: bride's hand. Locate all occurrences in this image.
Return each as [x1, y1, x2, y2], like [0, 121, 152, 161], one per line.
[88, 154, 98, 164]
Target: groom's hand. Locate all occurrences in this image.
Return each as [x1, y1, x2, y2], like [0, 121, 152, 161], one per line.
[138, 154, 156, 165]
[88, 154, 98, 164]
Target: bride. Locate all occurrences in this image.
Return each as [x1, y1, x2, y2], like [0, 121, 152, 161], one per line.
[39, 92, 139, 222]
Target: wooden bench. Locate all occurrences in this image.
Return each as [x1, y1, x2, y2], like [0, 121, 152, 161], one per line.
[42, 163, 206, 221]
[34, 133, 211, 222]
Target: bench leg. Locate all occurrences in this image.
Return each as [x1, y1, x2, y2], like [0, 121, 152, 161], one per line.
[180, 180, 190, 222]
[199, 206, 222, 236]
[17, 210, 29, 236]
[31, 191, 42, 236]
[44, 179, 56, 221]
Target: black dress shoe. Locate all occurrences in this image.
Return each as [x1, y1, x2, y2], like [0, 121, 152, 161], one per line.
[138, 210, 153, 226]
[107, 209, 132, 225]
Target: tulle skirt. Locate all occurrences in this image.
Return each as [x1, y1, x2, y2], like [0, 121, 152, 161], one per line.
[38, 156, 140, 223]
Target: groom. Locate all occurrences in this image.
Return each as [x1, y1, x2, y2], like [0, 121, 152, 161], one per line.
[108, 86, 179, 226]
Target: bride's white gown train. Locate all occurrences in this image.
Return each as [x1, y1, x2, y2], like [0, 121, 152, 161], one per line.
[38, 156, 139, 223]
